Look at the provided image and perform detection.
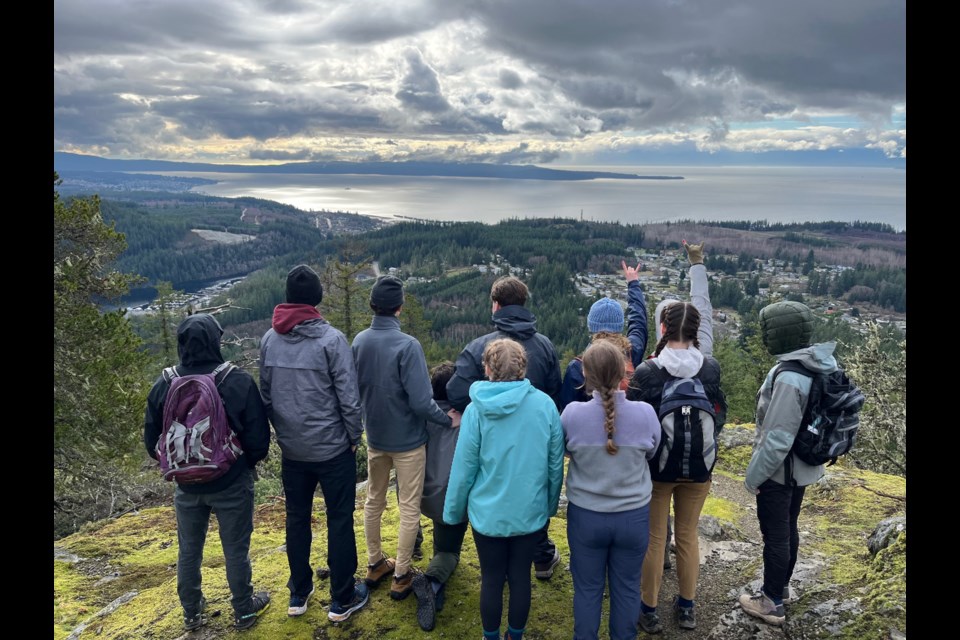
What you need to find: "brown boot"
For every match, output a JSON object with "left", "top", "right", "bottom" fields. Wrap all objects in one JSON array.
[
  {"left": 365, "top": 555, "right": 396, "bottom": 588},
  {"left": 390, "top": 569, "right": 418, "bottom": 600}
]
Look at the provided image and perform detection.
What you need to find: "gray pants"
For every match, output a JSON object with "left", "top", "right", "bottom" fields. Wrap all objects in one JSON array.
[{"left": 174, "top": 467, "right": 255, "bottom": 617}]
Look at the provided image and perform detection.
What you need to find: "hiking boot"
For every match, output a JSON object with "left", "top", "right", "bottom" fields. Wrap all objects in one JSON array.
[
  {"left": 365, "top": 555, "right": 396, "bottom": 588},
  {"left": 674, "top": 598, "right": 696, "bottom": 630},
  {"left": 287, "top": 585, "right": 315, "bottom": 617},
  {"left": 412, "top": 573, "right": 437, "bottom": 631},
  {"left": 413, "top": 544, "right": 424, "bottom": 561},
  {"left": 183, "top": 595, "right": 207, "bottom": 631},
  {"left": 234, "top": 591, "right": 271, "bottom": 630},
  {"left": 739, "top": 592, "right": 785, "bottom": 626},
  {"left": 391, "top": 568, "right": 418, "bottom": 600},
  {"left": 534, "top": 548, "right": 561, "bottom": 580},
  {"left": 328, "top": 582, "right": 370, "bottom": 622},
  {"left": 638, "top": 610, "right": 663, "bottom": 634},
  {"left": 316, "top": 566, "right": 331, "bottom": 580}
]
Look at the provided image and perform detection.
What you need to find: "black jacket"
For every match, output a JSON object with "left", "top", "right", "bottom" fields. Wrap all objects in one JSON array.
[
  {"left": 446, "top": 305, "right": 562, "bottom": 412},
  {"left": 143, "top": 314, "right": 271, "bottom": 494},
  {"left": 627, "top": 355, "right": 727, "bottom": 429}
]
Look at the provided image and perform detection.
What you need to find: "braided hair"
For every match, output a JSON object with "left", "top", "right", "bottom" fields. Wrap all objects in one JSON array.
[
  {"left": 483, "top": 338, "right": 527, "bottom": 382},
  {"left": 654, "top": 301, "right": 701, "bottom": 356},
  {"left": 582, "top": 341, "right": 626, "bottom": 455}
]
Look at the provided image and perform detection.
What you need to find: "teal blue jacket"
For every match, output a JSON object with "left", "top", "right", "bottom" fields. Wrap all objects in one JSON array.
[{"left": 443, "top": 379, "right": 565, "bottom": 537}]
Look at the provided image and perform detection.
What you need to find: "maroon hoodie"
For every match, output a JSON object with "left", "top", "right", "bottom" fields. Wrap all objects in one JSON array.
[{"left": 272, "top": 303, "right": 323, "bottom": 334}]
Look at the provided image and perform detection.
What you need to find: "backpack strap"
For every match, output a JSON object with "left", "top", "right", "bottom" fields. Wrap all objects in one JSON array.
[{"left": 212, "top": 361, "right": 236, "bottom": 387}]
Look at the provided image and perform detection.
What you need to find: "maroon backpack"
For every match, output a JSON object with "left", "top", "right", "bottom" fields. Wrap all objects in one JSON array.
[{"left": 157, "top": 361, "right": 243, "bottom": 484}]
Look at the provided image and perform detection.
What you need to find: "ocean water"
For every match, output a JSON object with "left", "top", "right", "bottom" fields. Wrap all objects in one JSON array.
[{"left": 161, "top": 165, "right": 905, "bottom": 231}]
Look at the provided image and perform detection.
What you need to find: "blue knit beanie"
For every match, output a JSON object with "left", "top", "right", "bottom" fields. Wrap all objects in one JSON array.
[{"left": 587, "top": 297, "right": 625, "bottom": 333}]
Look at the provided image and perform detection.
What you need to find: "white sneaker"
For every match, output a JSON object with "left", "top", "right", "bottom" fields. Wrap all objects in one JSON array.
[{"left": 288, "top": 586, "right": 315, "bottom": 616}]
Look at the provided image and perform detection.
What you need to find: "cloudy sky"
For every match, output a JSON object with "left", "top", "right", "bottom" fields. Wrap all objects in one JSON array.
[{"left": 54, "top": 0, "right": 906, "bottom": 166}]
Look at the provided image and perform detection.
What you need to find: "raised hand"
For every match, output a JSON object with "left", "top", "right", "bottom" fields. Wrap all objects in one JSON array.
[
  {"left": 683, "top": 239, "right": 704, "bottom": 265},
  {"left": 621, "top": 259, "right": 642, "bottom": 283}
]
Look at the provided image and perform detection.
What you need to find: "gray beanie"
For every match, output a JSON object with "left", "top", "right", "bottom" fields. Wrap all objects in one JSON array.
[
  {"left": 371, "top": 275, "right": 405, "bottom": 309},
  {"left": 759, "top": 301, "right": 814, "bottom": 355},
  {"left": 587, "top": 297, "right": 624, "bottom": 333},
  {"left": 286, "top": 264, "right": 323, "bottom": 306}
]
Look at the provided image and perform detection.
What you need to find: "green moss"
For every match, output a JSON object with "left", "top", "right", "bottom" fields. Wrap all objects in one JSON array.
[
  {"left": 715, "top": 445, "right": 753, "bottom": 479},
  {"left": 701, "top": 494, "right": 745, "bottom": 525},
  {"left": 54, "top": 560, "right": 97, "bottom": 640}
]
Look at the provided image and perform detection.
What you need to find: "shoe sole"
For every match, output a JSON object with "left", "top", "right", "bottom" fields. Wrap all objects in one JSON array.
[
  {"left": 534, "top": 555, "right": 560, "bottom": 580},
  {"left": 184, "top": 617, "right": 207, "bottom": 632},
  {"left": 328, "top": 591, "right": 370, "bottom": 622},
  {"left": 413, "top": 577, "right": 436, "bottom": 631},
  {"left": 234, "top": 601, "right": 271, "bottom": 630}
]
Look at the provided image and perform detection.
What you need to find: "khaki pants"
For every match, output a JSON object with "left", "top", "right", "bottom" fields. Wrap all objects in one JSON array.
[
  {"left": 641, "top": 479, "right": 712, "bottom": 607},
  {"left": 364, "top": 445, "right": 427, "bottom": 576}
]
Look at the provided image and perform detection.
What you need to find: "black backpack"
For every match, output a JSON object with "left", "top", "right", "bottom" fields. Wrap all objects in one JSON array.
[
  {"left": 646, "top": 363, "right": 721, "bottom": 483},
  {"left": 772, "top": 361, "right": 866, "bottom": 467}
]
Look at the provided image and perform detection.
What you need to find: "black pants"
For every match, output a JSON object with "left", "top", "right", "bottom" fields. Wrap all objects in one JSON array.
[
  {"left": 756, "top": 479, "right": 806, "bottom": 600},
  {"left": 532, "top": 519, "right": 557, "bottom": 565},
  {"left": 282, "top": 450, "right": 358, "bottom": 606},
  {"left": 473, "top": 529, "right": 540, "bottom": 633}
]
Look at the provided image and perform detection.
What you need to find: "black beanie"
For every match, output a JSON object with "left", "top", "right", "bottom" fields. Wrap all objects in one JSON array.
[
  {"left": 370, "top": 275, "right": 405, "bottom": 309},
  {"left": 286, "top": 264, "right": 323, "bottom": 306}
]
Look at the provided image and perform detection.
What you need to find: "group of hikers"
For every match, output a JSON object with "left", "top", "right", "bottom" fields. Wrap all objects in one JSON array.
[{"left": 143, "top": 239, "right": 841, "bottom": 639}]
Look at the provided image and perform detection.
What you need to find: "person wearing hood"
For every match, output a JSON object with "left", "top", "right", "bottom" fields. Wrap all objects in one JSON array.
[
  {"left": 144, "top": 313, "right": 271, "bottom": 631},
  {"left": 738, "top": 301, "right": 836, "bottom": 627},
  {"left": 443, "top": 338, "right": 565, "bottom": 640},
  {"left": 351, "top": 275, "right": 460, "bottom": 603},
  {"left": 626, "top": 300, "right": 725, "bottom": 634},
  {"left": 259, "top": 265, "right": 369, "bottom": 623},
  {"left": 558, "top": 259, "right": 648, "bottom": 412},
  {"left": 445, "top": 275, "right": 565, "bottom": 581}
]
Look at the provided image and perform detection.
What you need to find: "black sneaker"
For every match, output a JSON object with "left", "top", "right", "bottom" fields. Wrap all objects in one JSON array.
[
  {"left": 328, "top": 583, "right": 370, "bottom": 622},
  {"left": 638, "top": 610, "right": 663, "bottom": 634},
  {"left": 413, "top": 545, "right": 424, "bottom": 561},
  {"left": 534, "top": 548, "right": 561, "bottom": 580},
  {"left": 234, "top": 592, "right": 270, "bottom": 630},
  {"left": 674, "top": 598, "right": 696, "bottom": 630},
  {"left": 184, "top": 595, "right": 207, "bottom": 631},
  {"left": 413, "top": 573, "right": 437, "bottom": 631}
]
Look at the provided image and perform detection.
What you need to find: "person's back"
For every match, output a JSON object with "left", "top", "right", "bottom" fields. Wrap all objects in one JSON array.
[
  {"left": 446, "top": 276, "right": 561, "bottom": 413},
  {"left": 444, "top": 275, "right": 564, "bottom": 583},
  {"left": 561, "top": 341, "right": 661, "bottom": 640},
  {"left": 739, "top": 301, "right": 837, "bottom": 627},
  {"left": 443, "top": 338, "right": 564, "bottom": 640},
  {"left": 259, "top": 265, "right": 368, "bottom": 623},
  {"left": 143, "top": 313, "right": 271, "bottom": 631},
  {"left": 351, "top": 275, "right": 453, "bottom": 603}
]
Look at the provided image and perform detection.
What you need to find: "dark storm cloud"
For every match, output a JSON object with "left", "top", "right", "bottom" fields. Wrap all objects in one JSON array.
[
  {"left": 395, "top": 48, "right": 452, "bottom": 113},
  {"left": 249, "top": 148, "right": 314, "bottom": 160},
  {"left": 498, "top": 69, "right": 523, "bottom": 89}
]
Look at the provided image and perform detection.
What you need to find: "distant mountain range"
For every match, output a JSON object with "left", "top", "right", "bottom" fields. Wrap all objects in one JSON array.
[{"left": 53, "top": 152, "right": 682, "bottom": 181}]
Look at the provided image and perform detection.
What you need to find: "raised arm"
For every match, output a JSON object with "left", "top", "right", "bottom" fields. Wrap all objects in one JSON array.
[
  {"left": 684, "top": 240, "right": 713, "bottom": 356},
  {"left": 622, "top": 260, "right": 649, "bottom": 366}
]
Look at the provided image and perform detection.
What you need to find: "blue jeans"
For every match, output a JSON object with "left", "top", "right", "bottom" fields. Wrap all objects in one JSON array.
[
  {"left": 282, "top": 449, "right": 358, "bottom": 606},
  {"left": 175, "top": 466, "right": 255, "bottom": 617},
  {"left": 567, "top": 502, "right": 650, "bottom": 640}
]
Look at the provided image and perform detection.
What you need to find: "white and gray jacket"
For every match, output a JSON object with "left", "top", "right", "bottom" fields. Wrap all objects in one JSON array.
[{"left": 745, "top": 342, "right": 838, "bottom": 490}]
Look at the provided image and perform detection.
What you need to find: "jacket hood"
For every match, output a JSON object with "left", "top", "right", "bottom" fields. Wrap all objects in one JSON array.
[
  {"left": 176, "top": 314, "right": 225, "bottom": 368},
  {"left": 469, "top": 379, "right": 534, "bottom": 418},
  {"left": 272, "top": 303, "right": 324, "bottom": 335},
  {"left": 492, "top": 305, "right": 537, "bottom": 340},
  {"left": 777, "top": 341, "right": 838, "bottom": 374},
  {"left": 656, "top": 346, "right": 704, "bottom": 379}
]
